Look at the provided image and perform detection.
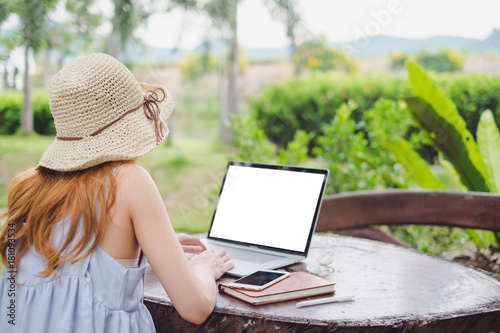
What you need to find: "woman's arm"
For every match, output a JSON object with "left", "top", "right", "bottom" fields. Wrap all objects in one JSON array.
[
  {"left": 117, "top": 164, "right": 233, "bottom": 325},
  {"left": 177, "top": 233, "right": 206, "bottom": 253}
]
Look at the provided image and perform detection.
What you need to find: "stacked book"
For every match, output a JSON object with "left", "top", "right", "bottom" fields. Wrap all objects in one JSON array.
[{"left": 218, "top": 272, "right": 335, "bottom": 306}]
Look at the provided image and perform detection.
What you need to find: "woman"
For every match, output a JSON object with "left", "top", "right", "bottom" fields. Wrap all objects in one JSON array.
[{"left": 0, "top": 53, "right": 233, "bottom": 332}]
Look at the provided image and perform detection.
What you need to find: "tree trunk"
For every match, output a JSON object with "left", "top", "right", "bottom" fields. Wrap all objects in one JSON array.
[
  {"left": 218, "top": 38, "right": 228, "bottom": 142},
  {"left": 21, "top": 45, "right": 33, "bottom": 134},
  {"left": 108, "top": 0, "right": 123, "bottom": 60},
  {"left": 107, "top": 30, "right": 122, "bottom": 60},
  {"left": 43, "top": 48, "right": 52, "bottom": 89},
  {"left": 220, "top": 7, "right": 238, "bottom": 144}
]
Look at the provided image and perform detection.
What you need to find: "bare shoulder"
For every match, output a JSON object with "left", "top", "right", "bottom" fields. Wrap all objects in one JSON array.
[
  {"left": 115, "top": 164, "right": 155, "bottom": 187},
  {"left": 116, "top": 163, "right": 151, "bottom": 179},
  {"left": 114, "top": 164, "right": 160, "bottom": 205}
]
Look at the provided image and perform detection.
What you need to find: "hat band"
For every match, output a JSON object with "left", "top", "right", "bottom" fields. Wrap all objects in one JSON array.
[{"left": 56, "top": 88, "right": 166, "bottom": 144}]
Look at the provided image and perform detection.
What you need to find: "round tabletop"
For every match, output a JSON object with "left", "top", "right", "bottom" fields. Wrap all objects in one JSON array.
[{"left": 144, "top": 234, "right": 500, "bottom": 332}]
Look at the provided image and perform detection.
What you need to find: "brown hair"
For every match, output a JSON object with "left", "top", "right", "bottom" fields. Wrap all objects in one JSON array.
[{"left": 0, "top": 161, "right": 131, "bottom": 277}]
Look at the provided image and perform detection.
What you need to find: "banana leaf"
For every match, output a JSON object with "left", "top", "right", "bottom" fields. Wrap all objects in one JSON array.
[
  {"left": 477, "top": 109, "right": 500, "bottom": 193},
  {"left": 384, "top": 136, "right": 446, "bottom": 189},
  {"left": 465, "top": 228, "right": 499, "bottom": 248},
  {"left": 437, "top": 155, "right": 467, "bottom": 191},
  {"left": 405, "top": 61, "right": 489, "bottom": 192}
]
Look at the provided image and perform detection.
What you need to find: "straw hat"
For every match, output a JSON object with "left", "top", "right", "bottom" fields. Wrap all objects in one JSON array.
[{"left": 39, "top": 53, "right": 174, "bottom": 172}]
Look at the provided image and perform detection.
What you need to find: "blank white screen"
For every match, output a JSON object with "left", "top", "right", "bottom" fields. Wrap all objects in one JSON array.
[{"left": 209, "top": 165, "right": 325, "bottom": 252}]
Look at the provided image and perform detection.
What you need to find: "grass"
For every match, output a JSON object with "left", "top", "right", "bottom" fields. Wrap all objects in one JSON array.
[
  {"left": 0, "top": 134, "right": 236, "bottom": 234},
  {"left": 140, "top": 137, "right": 237, "bottom": 233},
  {"left": 0, "top": 134, "right": 55, "bottom": 208}
]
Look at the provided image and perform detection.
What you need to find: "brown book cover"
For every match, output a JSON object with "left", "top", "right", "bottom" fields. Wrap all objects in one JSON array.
[{"left": 218, "top": 272, "right": 335, "bottom": 305}]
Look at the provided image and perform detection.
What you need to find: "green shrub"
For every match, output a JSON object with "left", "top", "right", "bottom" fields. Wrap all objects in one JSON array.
[
  {"left": 33, "top": 91, "right": 54, "bottom": 135},
  {"left": 251, "top": 72, "right": 408, "bottom": 150},
  {"left": 0, "top": 91, "right": 54, "bottom": 135},
  {"left": 293, "top": 39, "right": 357, "bottom": 73},
  {"left": 416, "top": 49, "right": 464, "bottom": 72},
  {"left": 390, "top": 51, "right": 408, "bottom": 69},
  {"left": 230, "top": 110, "right": 276, "bottom": 163},
  {"left": 434, "top": 74, "right": 500, "bottom": 136},
  {"left": 391, "top": 49, "right": 464, "bottom": 72},
  {"left": 314, "top": 100, "right": 379, "bottom": 193},
  {"left": 0, "top": 92, "right": 22, "bottom": 134},
  {"left": 251, "top": 72, "right": 500, "bottom": 151},
  {"left": 179, "top": 47, "right": 249, "bottom": 81},
  {"left": 179, "top": 53, "right": 218, "bottom": 81},
  {"left": 231, "top": 99, "right": 416, "bottom": 195}
]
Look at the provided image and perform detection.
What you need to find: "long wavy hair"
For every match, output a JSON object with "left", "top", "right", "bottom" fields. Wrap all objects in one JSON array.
[{"left": 0, "top": 160, "right": 132, "bottom": 277}]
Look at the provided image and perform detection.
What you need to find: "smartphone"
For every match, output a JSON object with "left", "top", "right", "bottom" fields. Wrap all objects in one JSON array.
[{"left": 229, "top": 270, "right": 290, "bottom": 291}]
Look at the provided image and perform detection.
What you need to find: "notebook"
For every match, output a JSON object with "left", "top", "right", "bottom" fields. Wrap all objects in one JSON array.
[
  {"left": 219, "top": 272, "right": 335, "bottom": 305},
  {"left": 202, "top": 161, "right": 329, "bottom": 277}
]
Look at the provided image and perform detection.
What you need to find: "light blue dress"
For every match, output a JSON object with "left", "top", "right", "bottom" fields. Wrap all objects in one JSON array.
[{"left": 0, "top": 216, "right": 156, "bottom": 333}]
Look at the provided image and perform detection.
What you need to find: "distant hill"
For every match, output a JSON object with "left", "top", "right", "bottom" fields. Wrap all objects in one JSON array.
[
  {"left": 121, "top": 45, "right": 188, "bottom": 64},
  {"left": 474, "top": 29, "right": 500, "bottom": 52},
  {"left": 122, "top": 30, "right": 500, "bottom": 64},
  {"left": 335, "top": 29, "right": 500, "bottom": 58},
  {"left": 121, "top": 40, "right": 292, "bottom": 64}
]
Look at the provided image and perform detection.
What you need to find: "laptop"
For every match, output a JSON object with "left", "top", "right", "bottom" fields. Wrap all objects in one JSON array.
[{"left": 202, "top": 161, "right": 329, "bottom": 277}]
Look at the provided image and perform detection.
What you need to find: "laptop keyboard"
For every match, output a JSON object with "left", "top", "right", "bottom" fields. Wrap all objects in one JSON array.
[{"left": 221, "top": 246, "right": 282, "bottom": 264}]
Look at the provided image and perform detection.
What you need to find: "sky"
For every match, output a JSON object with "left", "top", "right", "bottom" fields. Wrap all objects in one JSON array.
[{"left": 138, "top": 0, "right": 500, "bottom": 49}]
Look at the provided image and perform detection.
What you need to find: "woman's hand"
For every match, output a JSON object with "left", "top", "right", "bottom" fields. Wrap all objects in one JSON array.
[
  {"left": 189, "top": 249, "right": 234, "bottom": 280},
  {"left": 177, "top": 233, "right": 206, "bottom": 253}
]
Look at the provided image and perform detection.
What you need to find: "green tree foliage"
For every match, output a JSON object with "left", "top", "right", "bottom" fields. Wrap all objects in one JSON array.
[
  {"left": 0, "top": 0, "right": 12, "bottom": 25},
  {"left": 13, "top": 0, "right": 58, "bottom": 51},
  {"left": 261, "top": 0, "right": 303, "bottom": 48},
  {"left": 108, "top": 0, "right": 151, "bottom": 58},
  {"left": 58, "top": 0, "right": 103, "bottom": 54},
  {"left": 293, "top": 38, "right": 357, "bottom": 74},
  {"left": 204, "top": 0, "right": 237, "bottom": 26},
  {"left": 390, "top": 51, "right": 407, "bottom": 69},
  {"left": 107, "top": 0, "right": 202, "bottom": 59},
  {"left": 42, "top": 2, "right": 103, "bottom": 78},
  {"left": 179, "top": 53, "right": 219, "bottom": 81},
  {"left": 179, "top": 46, "right": 248, "bottom": 81},
  {"left": 391, "top": 48, "right": 464, "bottom": 72}
]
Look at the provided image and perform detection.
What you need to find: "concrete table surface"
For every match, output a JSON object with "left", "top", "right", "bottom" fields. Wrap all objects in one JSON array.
[{"left": 144, "top": 233, "right": 500, "bottom": 332}]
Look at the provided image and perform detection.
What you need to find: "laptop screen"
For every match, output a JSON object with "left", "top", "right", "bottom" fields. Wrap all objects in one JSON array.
[{"left": 208, "top": 162, "right": 329, "bottom": 254}]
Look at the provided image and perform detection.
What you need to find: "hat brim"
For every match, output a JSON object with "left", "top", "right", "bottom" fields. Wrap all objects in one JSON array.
[{"left": 38, "top": 83, "right": 174, "bottom": 172}]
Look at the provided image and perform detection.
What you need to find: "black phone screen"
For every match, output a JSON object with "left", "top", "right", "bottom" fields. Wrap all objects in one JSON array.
[{"left": 233, "top": 271, "right": 287, "bottom": 286}]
